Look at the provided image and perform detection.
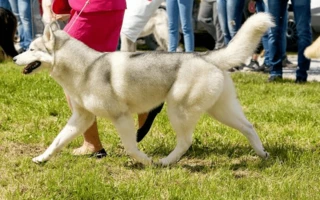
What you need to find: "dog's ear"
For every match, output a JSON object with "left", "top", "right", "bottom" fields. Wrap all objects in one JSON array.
[{"left": 42, "top": 22, "right": 56, "bottom": 49}]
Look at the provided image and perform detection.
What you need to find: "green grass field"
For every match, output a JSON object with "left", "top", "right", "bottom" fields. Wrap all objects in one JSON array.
[{"left": 1, "top": 61, "right": 320, "bottom": 200}]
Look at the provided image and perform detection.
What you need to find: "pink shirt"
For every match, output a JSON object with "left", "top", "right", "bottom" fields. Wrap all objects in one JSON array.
[{"left": 69, "top": 0, "right": 126, "bottom": 13}]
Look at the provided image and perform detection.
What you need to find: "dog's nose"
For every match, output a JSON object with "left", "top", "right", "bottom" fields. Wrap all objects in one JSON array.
[{"left": 13, "top": 57, "right": 17, "bottom": 63}]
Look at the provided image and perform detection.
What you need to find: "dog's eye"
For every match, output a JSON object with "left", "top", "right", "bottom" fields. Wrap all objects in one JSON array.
[{"left": 29, "top": 49, "right": 34, "bottom": 51}]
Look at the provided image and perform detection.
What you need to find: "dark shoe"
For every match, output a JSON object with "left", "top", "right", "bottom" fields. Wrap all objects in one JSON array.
[
  {"left": 228, "top": 64, "right": 245, "bottom": 72},
  {"left": 282, "top": 56, "right": 297, "bottom": 69},
  {"left": 243, "top": 59, "right": 264, "bottom": 72},
  {"left": 295, "top": 77, "right": 307, "bottom": 84},
  {"left": 262, "top": 64, "right": 271, "bottom": 73},
  {"left": 90, "top": 148, "right": 107, "bottom": 159},
  {"left": 268, "top": 75, "right": 283, "bottom": 82},
  {"left": 137, "top": 103, "right": 164, "bottom": 142}
]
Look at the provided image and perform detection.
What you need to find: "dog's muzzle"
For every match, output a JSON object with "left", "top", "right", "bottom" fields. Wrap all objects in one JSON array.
[{"left": 23, "top": 61, "right": 41, "bottom": 74}]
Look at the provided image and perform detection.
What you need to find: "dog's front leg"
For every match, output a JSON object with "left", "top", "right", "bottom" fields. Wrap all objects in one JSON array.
[
  {"left": 32, "top": 109, "right": 95, "bottom": 163},
  {"left": 112, "top": 114, "right": 152, "bottom": 165}
]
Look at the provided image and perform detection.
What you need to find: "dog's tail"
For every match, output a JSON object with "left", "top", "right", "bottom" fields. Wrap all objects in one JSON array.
[
  {"left": 204, "top": 13, "right": 274, "bottom": 70},
  {"left": 304, "top": 36, "right": 320, "bottom": 59}
]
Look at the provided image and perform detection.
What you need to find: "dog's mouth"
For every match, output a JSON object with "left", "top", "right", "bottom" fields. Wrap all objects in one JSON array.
[{"left": 23, "top": 61, "right": 41, "bottom": 74}]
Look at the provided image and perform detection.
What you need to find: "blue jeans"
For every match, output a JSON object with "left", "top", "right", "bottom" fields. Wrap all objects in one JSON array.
[
  {"left": 166, "top": 0, "right": 194, "bottom": 52},
  {"left": 268, "top": 0, "right": 311, "bottom": 79},
  {"left": 8, "top": 0, "right": 33, "bottom": 50},
  {"left": 0, "top": 0, "right": 12, "bottom": 11},
  {"left": 217, "top": 0, "right": 245, "bottom": 45}
]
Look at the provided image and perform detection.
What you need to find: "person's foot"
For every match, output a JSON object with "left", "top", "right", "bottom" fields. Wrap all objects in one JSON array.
[
  {"left": 72, "top": 140, "right": 105, "bottom": 157},
  {"left": 282, "top": 56, "right": 297, "bottom": 69},
  {"left": 295, "top": 76, "right": 307, "bottom": 84},
  {"left": 268, "top": 75, "right": 283, "bottom": 82},
  {"left": 228, "top": 63, "right": 245, "bottom": 72},
  {"left": 243, "top": 59, "right": 264, "bottom": 72},
  {"left": 90, "top": 148, "right": 107, "bottom": 158},
  {"left": 262, "top": 64, "right": 271, "bottom": 73},
  {"left": 72, "top": 145, "right": 96, "bottom": 155}
]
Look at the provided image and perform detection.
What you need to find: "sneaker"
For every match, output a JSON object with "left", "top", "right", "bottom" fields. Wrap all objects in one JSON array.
[
  {"left": 282, "top": 56, "right": 297, "bottom": 69},
  {"left": 228, "top": 64, "right": 245, "bottom": 72},
  {"left": 243, "top": 59, "right": 264, "bottom": 72},
  {"left": 262, "top": 64, "right": 271, "bottom": 73},
  {"left": 268, "top": 75, "right": 283, "bottom": 82}
]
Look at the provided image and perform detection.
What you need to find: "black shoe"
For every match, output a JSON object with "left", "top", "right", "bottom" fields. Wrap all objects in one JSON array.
[
  {"left": 282, "top": 56, "right": 297, "bottom": 69},
  {"left": 268, "top": 75, "right": 282, "bottom": 82},
  {"left": 262, "top": 64, "right": 271, "bottom": 73},
  {"left": 295, "top": 77, "right": 307, "bottom": 84},
  {"left": 90, "top": 148, "right": 107, "bottom": 159},
  {"left": 136, "top": 103, "right": 164, "bottom": 142},
  {"left": 243, "top": 59, "right": 264, "bottom": 72}
]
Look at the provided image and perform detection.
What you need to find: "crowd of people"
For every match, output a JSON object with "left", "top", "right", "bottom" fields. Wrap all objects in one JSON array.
[{"left": 0, "top": 0, "right": 314, "bottom": 158}]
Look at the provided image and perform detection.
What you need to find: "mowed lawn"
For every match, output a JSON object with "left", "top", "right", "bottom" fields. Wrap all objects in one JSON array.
[{"left": 0, "top": 61, "right": 320, "bottom": 200}]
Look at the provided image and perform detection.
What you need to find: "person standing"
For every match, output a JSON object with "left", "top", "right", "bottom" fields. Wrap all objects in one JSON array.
[
  {"left": 197, "top": 0, "right": 224, "bottom": 50},
  {"left": 216, "top": 0, "right": 245, "bottom": 45},
  {"left": 52, "top": 0, "right": 126, "bottom": 157},
  {"left": 166, "top": 0, "right": 194, "bottom": 52},
  {"left": 8, "top": 0, "right": 34, "bottom": 52},
  {"left": 267, "top": 0, "right": 312, "bottom": 83}
]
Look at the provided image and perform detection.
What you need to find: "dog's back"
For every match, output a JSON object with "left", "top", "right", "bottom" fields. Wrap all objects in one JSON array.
[{"left": 0, "top": 7, "right": 18, "bottom": 60}]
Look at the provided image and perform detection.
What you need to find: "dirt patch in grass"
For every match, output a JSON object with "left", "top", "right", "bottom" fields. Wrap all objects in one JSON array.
[{"left": 0, "top": 142, "right": 46, "bottom": 157}]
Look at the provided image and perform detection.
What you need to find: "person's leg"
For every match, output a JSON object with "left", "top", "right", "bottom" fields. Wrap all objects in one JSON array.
[
  {"left": 267, "top": 0, "right": 287, "bottom": 79},
  {"left": 256, "top": 0, "right": 270, "bottom": 66},
  {"left": 212, "top": 0, "right": 225, "bottom": 49},
  {"left": 8, "top": 0, "right": 23, "bottom": 50},
  {"left": 197, "top": 1, "right": 215, "bottom": 40},
  {"left": 292, "top": 0, "right": 312, "bottom": 81},
  {"left": 0, "top": 0, "right": 12, "bottom": 11},
  {"left": 217, "top": 0, "right": 230, "bottom": 44},
  {"left": 166, "top": 0, "right": 180, "bottom": 52},
  {"left": 226, "top": 0, "right": 245, "bottom": 38},
  {"left": 178, "top": 0, "right": 194, "bottom": 52},
  {"left": 17, "top": 0, "right": 33, "bottom": 50},
  {"left": 65, "top": 10, "right": 124, "bottom": 156}
]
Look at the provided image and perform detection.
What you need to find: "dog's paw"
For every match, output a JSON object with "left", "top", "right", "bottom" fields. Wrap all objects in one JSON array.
[
  {"left": 32, "top": 154, "right": 49, "bottom": 164},
  {"left": 158, "top": 158, "right": 175, "bottom": 166}
]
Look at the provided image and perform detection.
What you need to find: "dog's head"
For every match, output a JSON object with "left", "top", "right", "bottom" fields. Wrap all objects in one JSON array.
[{"left": 13, "top": 22, "right": 60, "bottom": 75}]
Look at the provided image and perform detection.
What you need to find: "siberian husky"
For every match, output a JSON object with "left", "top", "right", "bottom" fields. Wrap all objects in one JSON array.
[
  {"left": 13, "top": 13, "right": 274, "bottom": 166},
  {"left": 304, "top": 36, "right": 320, "bottom": 59}
]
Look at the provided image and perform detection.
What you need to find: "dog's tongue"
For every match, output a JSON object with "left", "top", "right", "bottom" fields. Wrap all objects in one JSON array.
[{"left": 23, "top": 61, "right": 41, "bottom": 74}]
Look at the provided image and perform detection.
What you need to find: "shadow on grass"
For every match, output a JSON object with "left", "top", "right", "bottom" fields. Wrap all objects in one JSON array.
[{"left": 140, "top": 138, "right": 313, "bottom": 172}]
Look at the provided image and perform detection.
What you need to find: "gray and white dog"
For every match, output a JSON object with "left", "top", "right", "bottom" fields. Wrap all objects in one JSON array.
[{"left": 13, "top": 13, "right": 274, "bottom": 166}]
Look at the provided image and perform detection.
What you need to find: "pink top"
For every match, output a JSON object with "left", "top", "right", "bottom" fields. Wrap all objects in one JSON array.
[{"left": 69, "top": 0, "right": 126, "bottom": 13}]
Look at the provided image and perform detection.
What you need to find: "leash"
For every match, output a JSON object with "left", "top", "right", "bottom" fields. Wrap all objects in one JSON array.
[{"left": 65, "top": 0, "right": 90, "bottom": 33}]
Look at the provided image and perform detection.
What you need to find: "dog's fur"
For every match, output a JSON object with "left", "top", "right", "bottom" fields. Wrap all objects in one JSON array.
[
  {"left": 304, "top": 36, "right": 320, "bottom": 59},
  {"left": 13, "top": 13, "right": 274, "bottom": 166},
  {"left": 0, "top": 7, "right": 18, "bottom": 61},
  {"left": 121, "top": 6, "right": 168, "bottom": 52}
]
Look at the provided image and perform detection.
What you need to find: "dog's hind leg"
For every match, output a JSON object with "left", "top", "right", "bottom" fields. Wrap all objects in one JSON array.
[
  {"left": 159, "top": 105, "right": 200, "bottom": 166},
  {"left": 112, "top": 113, "right": 152, "bottom": 165},
  {"left": 207, "top": 76, "right": 268, "bottom": 158},
  {"left": 32, "top": 109, "right": 96, "bottom": 163}
]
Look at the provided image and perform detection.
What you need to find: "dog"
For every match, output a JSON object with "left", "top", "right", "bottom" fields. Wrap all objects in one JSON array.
[
  {"left": 304, "top": 36, "right": 320, "bottom": 59},
  {"left": 0, "top": 7, "right": 18, "bottom": 61},
  {"left": 120, "top": 5, "right": 168, "bottom": 52},
  {"left": 13, "top": 13, "right": 274, "bottom": 166}
]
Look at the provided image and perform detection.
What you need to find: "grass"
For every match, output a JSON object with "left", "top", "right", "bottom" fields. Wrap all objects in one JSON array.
[{"left": 1, "top": 60, "right": 320, "bottom": 200}]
